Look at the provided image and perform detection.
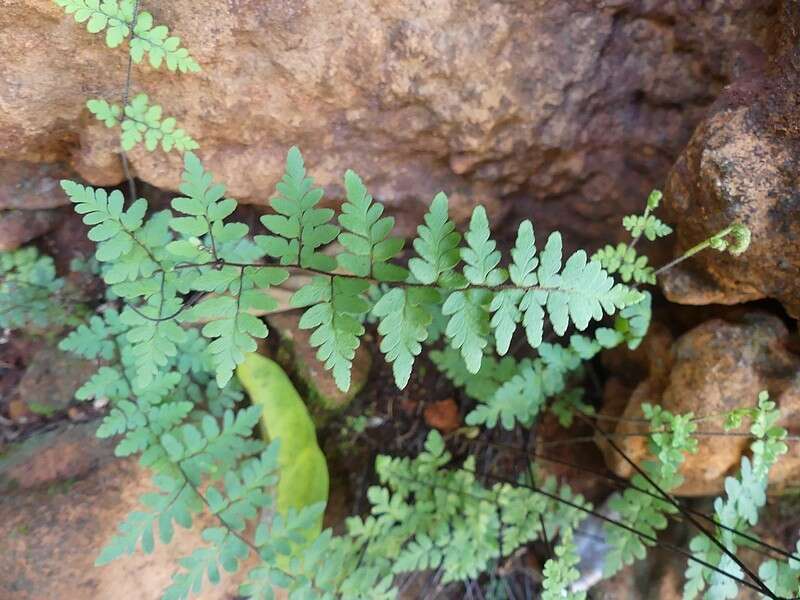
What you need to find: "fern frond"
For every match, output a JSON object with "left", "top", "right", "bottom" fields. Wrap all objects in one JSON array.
[
  {"left": 684, "top": 392, "right": 788, "bottom": 600},
  {"left": 91, "top": 93, "right": 198, "bottom": 153},
  {"left": 256, "top": 147, "right": 339, "bottom": 272},
  {"left": 541, "top": 529, "right": 586, "bottom": 600},
  {"left": 339, "top": 171, "right": 407, "bottom": 281},
  {"left": 465, "top": 360, "right": 543, "bottom": 429},
  {"left": 592, "top": 243, "right": 656, "bottom": 284},
  {"left": 623, "top": 214, "right": 672, "bottom": 241},
  {"left": 129, "top": 11, "right": 200, "bottom": 73},
  {"left": 291, "top": 275, "right": 369, "bottom": 391},
  {"left": 372, "top": 287, "right": 436, "bottom": 388},
  {"left": 0, "top": 247, "right": 68, "bottom": 329},
  {"left": 54, "top": 0, "right": 199, "bottom": 71},
  {"left": 54, "top": 0, "right": 134, "bottom": 47},
  {"left": 408, "top": 192, "right": 463, "bottom": 287},
  {"left": 604, "top": 404, "right": 698, "bottom": 576},
  {"left": 430, "top": 348, "right": 519, "bottom": 402}
]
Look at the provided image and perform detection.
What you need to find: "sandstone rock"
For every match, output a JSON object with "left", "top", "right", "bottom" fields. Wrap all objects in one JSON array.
[
  {"left": 0, "top": 208, "right": 62, "bottom": 251},
  {"left": 0, "top": 421, "right": 113, "bottom": 492},
  {"left": 0, "top": 160, "right": 75, "bottom": 210},
  {"left": 661, "top": 4, "right": 800, "bottom": 317},
  {"left": 0, "top": 424, "right": 250, "bottom": 599},
  {"left": 423, "top": 398, "right": 460, "bottom": 433},
  {"left": 268, "top": 312, "right": 371, "bottom": 417},
  {"left": 1, "top": 1, "right": 782, "bottom": 239},
  {"left": 11, "top": 344, "right": 96, "bottom": 416},
  {"left": 599, "top": 313, "right": 800, "bottom": 496}
]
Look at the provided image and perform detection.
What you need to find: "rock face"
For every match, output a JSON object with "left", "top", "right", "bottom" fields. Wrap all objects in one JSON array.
[
  {"left": 1, "top": 1, "right": 782, "bottom": 238},
  {"left": 661, "top": 1, "right": 800, "bottom": 317},
  {"left": 599, "top": 313, "right": 800, "bottom": 496},
  {"left": 0, "top": 421, "right": 249, "bottom": 599}
]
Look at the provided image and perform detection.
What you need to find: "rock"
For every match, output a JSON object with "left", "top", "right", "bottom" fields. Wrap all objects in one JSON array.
[
  {"left": 661, "top": 4, "right": 800, "bottom": 318},
  {"left": 1, "top": 1, "right": 783, "bottom": 238},
  {"left": 0, "top": 440, "right": 250, "bottom": 599},
  {"left": 11, "top": 344, "right": 96, "bottom": 416},
  {"left": 423, "top": 398, "right": 460, "bottom": 433},
  {"left": 0, "top": 208, "right": 63, "bottom": 251},
  {"left": 0, "top": 160, "right": 76, "bottom": 210},
  {"left": 268, "top": 312, "right": 371, "bottom": 416},
  {"left": 599, "top": 312, "right": 800, "bottom": 496},
  {"left": 0, "top": 421, "right": 113, "bottom": 492}
]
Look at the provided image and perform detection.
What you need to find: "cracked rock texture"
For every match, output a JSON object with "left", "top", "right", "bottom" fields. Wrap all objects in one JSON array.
[{"left": 1, "top": 1, "right": 782, "bottom": 239}]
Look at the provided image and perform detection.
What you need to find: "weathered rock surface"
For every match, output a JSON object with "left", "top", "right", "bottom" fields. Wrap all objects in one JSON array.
[
  {"left": 599, "top": 313, "right": 800, "bottom": 496},
  {"left": 0, "top": 208, "right": 63, "bottom": 251},
  {"left": 0, "top": 421, "right": 249, "bottom": 599},
  {"left": 1, "top": 1, "right": 782, "bottom": 238},
  {"left": 10, "top": 344, "right": 96, "bottom": 418},
  {"left": 661, "top": 1, "right": 800, "bottom": 317}
]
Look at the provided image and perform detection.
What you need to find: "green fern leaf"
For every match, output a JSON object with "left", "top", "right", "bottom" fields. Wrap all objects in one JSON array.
[
  {"left": 189, "top": 267, "right": 286, "bottom": 387},
  {"left": 95, "top": 510, "right": 155, "bottom": 565},
  {"left": 372, "top": 287, "right": 436, "bottom": 388},
  {"left": 129, "top": 11, "right": 200, "bottom": 73},
  {"left": 338, "top": 170, "right": 407, "bottom": 281},
  {"left": 115, "top": 93, "right": 197, "bottom": 153},
  {"left": 465, "top": 361, "right": 545, "bottom": 429},
  {"left": 461, "top": 206, "right": 506, "bottom": 286},
  {"left": 54, "top": 0, "right": 134, "bottom": 48},
  {"left": 623, "top": 214, "right": 672, "bottom": 241},
  {"left": 408, "top": 192, "right": 463, "bottom": 287},
  {"left": 256, "top": 147, "right": 339, "bottom": 272},
  {"left": 170, "top": 152, "right": 238, "bottom": 242},
  {"left": 442, "top": 289, "right": 491, "bottom": 373},
  {"left": 87, "top": 98, "right": 121, "bottom": 127},
  {"left": 541, "top": 529, "right": 586, "bottom": 600},
  {"left": 292, "top": 275, "right": 369, "bottom": 391},
  {"left": 430, "top": 348, "right": 518, "bottom": 402}
]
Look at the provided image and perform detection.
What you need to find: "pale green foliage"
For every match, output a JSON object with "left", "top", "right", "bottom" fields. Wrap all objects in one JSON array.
[
  {"left": 438, "top": 206, "right": 642, "bottom": 375},
  {"left": 339, "top": 171, "right": 406, "bottom": 281},
  {"left": 0, "top": 247, "right": 71, "bottom": 329},
  {"left": 371, "top": 287, "right": 436, "bottom": 389},
  {"left": 407, "top": 192, "right": 463, "bottom": 287},
  {"left": 622, "top": 189, "right": 671, "bottom": 241},
  {"left": 88, "top": 94, "right": 198, "bottom": 153},
  {"left": 592, "top": 189, "right": 669, "bottom": 285},
  {"left": 707, "top": 223, "right": 752, "bottom": 257},
  {"left": 345, "top": 431, "right": 590, "bottom": 588},
  {"left": 54, "top": 0, "right": 199, "bottom": 72},
  {"left": 255, "top": 147, "right": 339, "bottom": 272},
  {"left": 171, "top": 153, "right": 287, "bottom": 386},
  {"left": 683, "top": 392, "right": 788, "bottom": 600},
  {"left": 541, "top": 529, "right": 586, "bottom": 600},
  {"left": 623, "top": 214, "right": 672, "bottom": 241},
  {"left": 437, "top": 309, "right": 644, "bottom": 430},
  {"left": 603, "top": 404, "right": 698, "bottom": 576},
  {"left": 758, "top": 540, "right": 800, "bottom": 600},
  {"left": 51, "top": 3, "right": 775, "bottom": 598},
  {"left": 291, "top": 275, "right": 370, "bottom": 392},
  {"left": 430, "top": 348, "right": 520, "bottom": 401},
  {"left": 593, "top": 243, "right": 656, "bottom": 284}
]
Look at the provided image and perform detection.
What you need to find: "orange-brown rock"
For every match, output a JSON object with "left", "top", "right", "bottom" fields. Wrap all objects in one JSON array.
[
  {"left": 1, "top": 1, "right": 785, "bottom": 239},
  {"left": 661, "top": 2, "right": 800, "bottom": 317},
  {"left": 0, "top": 422, "right": 251, "bottom": 599},
  {"left": 599, "top": 313, "right": 800, "bottom": 496},
  {"left": 423, "top": 398, "right": 461, "bottom": 433},
  {"left": 0, "top": 208, "right": 63, "bottom": 251}
]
